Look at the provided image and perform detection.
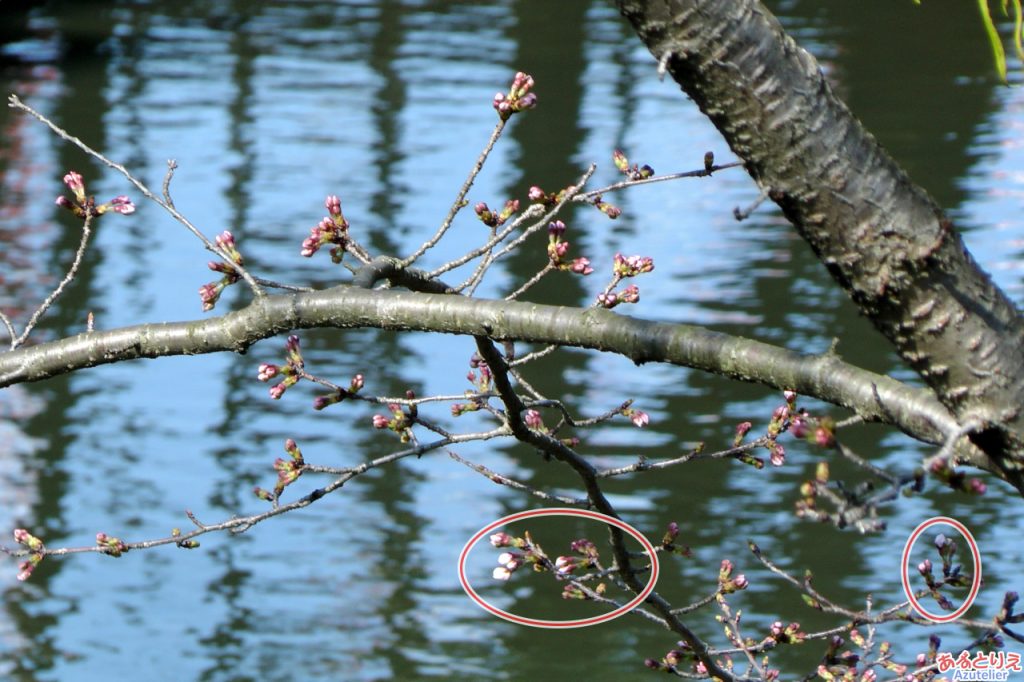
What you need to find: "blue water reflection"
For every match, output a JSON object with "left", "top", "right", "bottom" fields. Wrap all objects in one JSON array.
[{"left": 1, "top": 1, "right": 1022, "bottom": 679}]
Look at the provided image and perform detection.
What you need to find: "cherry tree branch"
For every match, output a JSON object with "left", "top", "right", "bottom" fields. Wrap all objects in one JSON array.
[{"left": 0, "top": 284, "right": 983, "bottom": 472}]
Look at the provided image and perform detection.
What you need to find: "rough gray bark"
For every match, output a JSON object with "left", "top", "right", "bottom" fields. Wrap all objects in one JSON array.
[{"left": 616, "top": 0, "right": 1024, "bottom": 491}]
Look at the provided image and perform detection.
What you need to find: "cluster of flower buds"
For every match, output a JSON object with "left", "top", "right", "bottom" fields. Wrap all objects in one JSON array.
[
  {"left": 816, "top": 633, "right": 883, "bottom": 680},
  {"left": 566, "top": 538, "right": 599, "bottom": 566},
  {"left": 596, "top": 284, "right": 639, "bottom": 309},
  {"left": 489, "top": 530, "right": 532, "bottom": 580},
  {"left": 819, "top": 631, "right": 908, "bottom": 680},
  {"left": 644, "top": 642, "right": 733, "bottom": 676},
  {"left": 257, "top": 334, "right": 304, "bottom": 400},
  {"left": 717, "top": 559, "right": 749, "bottom": 594},
  {"left": 301, "top": 194, "right": 351, "bottom": 263},
  {"left": 927, "top": 456, "right": 987, "bottom": 495},
  {"left": 492, "top": 71, "right": 537, "bottom": 121},
  {"left": 552, "top": 540, "right": 597, "bottom": 578},
  {"left": 465, "top": 351, "right": 493, "bottom": 393},
  {"left": 612, "top": 253, "right": 655, "bottom": 278},
  {"left": 95, "top": 532, "right": 129, "bottom": 557},
  {"left": 13, "top": 529, "right": 45, "bottom": 581},
  {"left": 767, "top": 620, "right": 806, "bottom": 645},
  {"left": 932, "top": 533, "right": 971, "bottom": 589},
  {"left": 595, "top": 254, "right": 654, "bottom": 309},
  {"left": 786, "top": 397, "right": 836, "bottom": 449},
  {"left": 313, "top": 373, "right": 364, "bottom": 411},
  {"left": 612, "top": 150, "right": 654, "bottom": 182},
  {"left": 520, "top": 410, "right": 580, "bottom": 447},
  {"left": 735, "top": 391, "right": 834, "bottom": 470},
  {"left": 474, "top": 199, "right": 518, "bottom": 228},
  {"left": 545, "top": 220, "right": 593, "bottom": 276},
  {"left": 254, "top": 438, "right": 306, "bottom": 503},
  {"left": 372, "top": 398, "right": 413, "bottom": 443},
  {"left": 492, "top": 550, "right": 525, "bottom": 581},
  {"left": 55, "top": 170, "right": 136, "bottom": 219},
  {"left": 527, "top": 184, "right": 568, "bottom": 208},
  {"left": 489, "top": 530, "right": 602, "bottom": 593},
  {"left": 199, "top": 231, "right": 245, "bottom": 312},
  {"left": 619, "top": 404, "right": 650, "bottom": 428},
  {"left": 451, "top": 355, "right": 492, "bottom": 416}
]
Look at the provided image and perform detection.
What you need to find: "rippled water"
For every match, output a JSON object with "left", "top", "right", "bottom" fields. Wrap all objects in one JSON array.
[{"left": 1, "top": 1, "right": 1023, "bottom": 679}]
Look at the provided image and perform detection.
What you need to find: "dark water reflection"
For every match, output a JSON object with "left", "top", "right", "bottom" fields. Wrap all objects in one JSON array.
[{"left": 1, "top": 1, "right": 1022, "bottom": 679}]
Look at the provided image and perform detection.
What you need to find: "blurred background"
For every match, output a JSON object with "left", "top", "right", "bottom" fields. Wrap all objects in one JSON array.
[{"left": 0, "top": 0, "right": 1022, "bottom": 679}]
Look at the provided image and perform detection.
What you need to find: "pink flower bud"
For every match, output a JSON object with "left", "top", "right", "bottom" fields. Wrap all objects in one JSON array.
[
  {"left": 107, "top": 195, "right": 135, "bottom": 215},
  {"left": 524, "top": 409, "right": 543, "bottom": 429},
  {"left": 215, "top": 231, "right": 235, "bottom": 249},
  {"left": 63, "top": 170, "right": 86, "bottom": 201},
  {"left": 372, "top": 414, "right": 390, "bottom": 429},
  {"left": 489, "top": 532, "right": 512, "bottom": 547},
  {"left": 601, "top": 203, "right": 621, "bottom": 219},
  {"left": 619, "top": 284, "right": 640, "bottom": 304},
  {"left": 770, "top": 443, "right": 786, "bottom": 466},
  {"left": 570, "top": 257, "right": 593, "bottom": 275},
  {"left": 325, "top": 194, "right": 342, "bottom": 216},
  {"left": 612, "top": 150, "right": 629, "bottom": 172}
]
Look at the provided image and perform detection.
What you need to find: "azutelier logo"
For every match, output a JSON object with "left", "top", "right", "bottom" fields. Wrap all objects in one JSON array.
[{"left": 936, "top": 650, "right": 1022, "bottom": 680}]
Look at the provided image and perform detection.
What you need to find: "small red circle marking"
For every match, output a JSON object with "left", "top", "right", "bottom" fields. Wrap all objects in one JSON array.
[
  {"left": 900, "top": 516, "right": 982, "bottom": 622},
  {"left": 458, "top": 507, "right": 660, "bottom": 628}
]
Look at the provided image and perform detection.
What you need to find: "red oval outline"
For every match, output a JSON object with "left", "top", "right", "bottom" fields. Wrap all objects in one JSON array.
[
  {"left": 900, "top": 516, "right": 982, "bottom": 622},
  {"left": 458, "top": 508, "right": 660, "bottom": 628}
]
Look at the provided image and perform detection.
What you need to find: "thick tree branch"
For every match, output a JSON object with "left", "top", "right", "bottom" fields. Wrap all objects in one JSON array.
[
  {"left": 0, "top": 285, "right": 989, "bottom": 472},
  {"left": 616, "top": 0, "right": 1024, "bottom": 491}
]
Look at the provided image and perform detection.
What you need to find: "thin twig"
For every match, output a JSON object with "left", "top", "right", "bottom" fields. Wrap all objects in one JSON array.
[
  {"left": 12, "top": 212, "right": 94, "bottom": 349},
  {"left": 448, "top": 450, "right": 587, "bottom": 505},
  {"left": 575, "top": 162, "right": 742, "bottom": 200},
  {"left": 8, "top": 95, "right": 264, "bottom": 298},
  {"left": 0, "top": 311, "right": 15, "bottom": 348},
  {"left": 428, "top": 203, "right": 545, "bottom": 279},
  {"left": 162, "top": 159, "right": 177, "bottom": 206},
  {"left": 597, "top": 438, "right": 773, "bottom": 478},
  {"left": 400, "top": 118, "right": 506, "bottom": 268}
]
